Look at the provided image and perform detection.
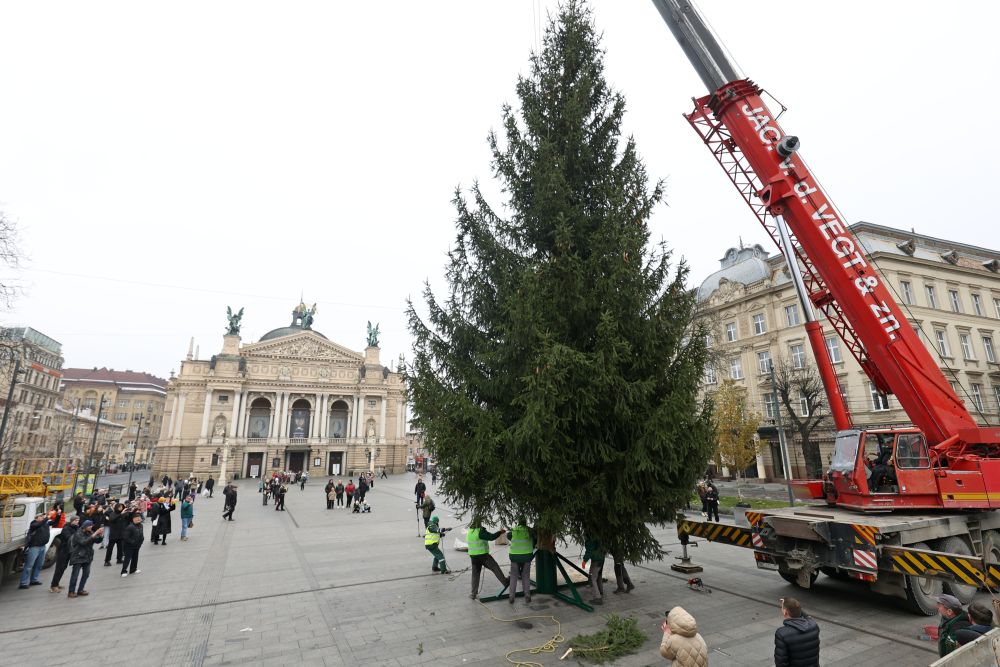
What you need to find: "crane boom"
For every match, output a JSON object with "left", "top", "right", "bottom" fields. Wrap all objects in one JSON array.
[{"left": 652, "top": 0, "right": 986, "bottom": 447}]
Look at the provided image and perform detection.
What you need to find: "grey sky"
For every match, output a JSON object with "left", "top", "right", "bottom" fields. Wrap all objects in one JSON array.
[{"left": 1, "top": 1, "right": 997, "bottom": 379}]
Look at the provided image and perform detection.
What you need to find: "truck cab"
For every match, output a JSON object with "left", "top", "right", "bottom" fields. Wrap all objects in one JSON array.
[{"left": 0, "top": 497, "right": 63, "bottom": 586}]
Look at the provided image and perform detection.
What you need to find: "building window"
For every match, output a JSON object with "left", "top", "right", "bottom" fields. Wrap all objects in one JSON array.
[
  {"left": 211, "top": 453, "right": 219, "bottom": 466},
  {"left": 926, "top": 285, "right": 938, "bottom": 309},
  {"left": 994, "top": 385, "right": 1000, "bottom": 412},
  {"left": 729, "top": 357, "right": 743, "bottom": 380},
  {"left": 704, "top": 366, "right": 717, "bottom": 385},
  {"left": 935, "top": 330, "right": 951, "bottom": 357},
  {"left": 900, "top": 281, "right": 913, "bottom": 305},
  {"left": 870, "top": 383, "right": 890, "bottom": 411},
  {"left": 972, "top": 293, "right": 984, "bottom": 317},
  {"left": 785, "top": 304, "right": 800, "bottom": 327},
  {"left": 798, "top": 390, "right": 810, "bottom": 417},
  {"left": 704, "top": 333, "right": 713, "bottom": 348},
  {"left": 114, "top": 412, "right": 128, "bottom": 421},
  {"left": 984, "top": 336, "right": 996, "bottom": 363},
  {"left": 725, "top": 322, "right": 737, "bottom": 342},
  {"left": 949, "top": 289, "right": 962, "bottom": 313},
  {"left": 752, "top": 314, "right": 767, "bottom": 335},
  {"left": 825, "top": 337, "right": 842, "bottom": 363},
  {"left": 790, "top": 344, "right": 805, "bottom": 369},
  {"left": 368, "top": 399, "right": 376, "bottom": 409},
  {"left": 83, "top": 399, "right": 96, "bottom": 410},
  {"left": 757, "top": 350, "right": 772, "bottom": 375},
  {"left": 995, "top": 297, "right": 1000, "bottom": 319},
  {"left": 971, "top": 384, "right": 984, "bottom": 412},
  {"left": 959, "top": 333, "right": 975, "bottom": 360},
  {"left": 117, "top": 399, "right": 129, "bottom": 408},
  {"left": 763, "top": 393, "right": 777, "bottom": 419},
  {"left": 218, "top": 395, "right": 229, "bottom": 403}
]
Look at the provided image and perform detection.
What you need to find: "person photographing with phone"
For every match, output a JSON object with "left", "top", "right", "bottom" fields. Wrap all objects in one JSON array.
[{"left": 659, "top": 606, "right": 707, "bottom": 665}]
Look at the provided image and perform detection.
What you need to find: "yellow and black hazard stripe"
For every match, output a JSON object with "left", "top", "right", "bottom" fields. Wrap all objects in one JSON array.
[
  {"left": 882, "top": 545, "right": 997, "bottom": 588},
  {"left": 852, "top": 524, "right": 878, "bottom": 547},
  {"left": 678, "top": 519, "right": 753, "bottom": 548},
  {"left": 744, "top": 511, "right": 765, "bottom": 528}
]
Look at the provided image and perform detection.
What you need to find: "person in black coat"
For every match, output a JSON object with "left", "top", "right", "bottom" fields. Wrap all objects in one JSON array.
[
  {"left": 774, "top": 597, "right": 820, "bottom": 667},
  {"left": 704, "top": 482, "right": 720, "bottom": 522},
  {"left": 205, "top": 476, "right": 215, "bottom": 498},
  {"left": 151, "top": 499, "right": 176, "bottom": 545},
  {"left": 128, "top": 482, "right": 138, "bottom": 502},
  {"left": 50, "top": 515, "right": 80, "bottom": 592},
  {"left": 104, "top": 503, "right": 128, "bottom": 566},
  {"left": 120, "top": 514, "right": 145, "bottom": 576},
  {"left": 275, "top": 485, "right": 286, "bottom": 511},
  {"left": 222, "top": 486, "right": 237, "bottom": 520}
]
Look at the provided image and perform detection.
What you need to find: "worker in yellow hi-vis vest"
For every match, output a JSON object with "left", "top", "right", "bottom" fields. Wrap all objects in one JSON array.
[
  {"left": 424, "top": 516, "right": 451, "bottom": 574},
  {"left": 466, "top": 519, "right": 510, "bottom": 599},
  {"left": 506, "top": 518, "right": 536, "bottom": 604}
]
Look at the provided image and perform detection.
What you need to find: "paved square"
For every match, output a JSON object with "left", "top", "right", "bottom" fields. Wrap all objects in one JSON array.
[{"left": 0, "top": 474, "right": 957, "bottom": 666}]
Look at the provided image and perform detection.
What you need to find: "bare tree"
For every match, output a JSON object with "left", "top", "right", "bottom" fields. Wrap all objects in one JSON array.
[
  {"left": 0, "top": 212, "right": 22, "bottom": 308},
  {"left": 772, "top": 360, "right": 830, "bottom": 477}
]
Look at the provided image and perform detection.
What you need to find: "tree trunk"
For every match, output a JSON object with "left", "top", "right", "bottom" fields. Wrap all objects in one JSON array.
[
  {"left": 799, "top": 432, "right": 823, "bottom": 478},
  {"left": 534, "top": 532, "right": 558, "bottom": 594}
]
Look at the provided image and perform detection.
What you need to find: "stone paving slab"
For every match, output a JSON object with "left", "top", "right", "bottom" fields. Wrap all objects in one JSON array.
[{"left": 0, "top": 473, "right": 958, "bottom": 666}]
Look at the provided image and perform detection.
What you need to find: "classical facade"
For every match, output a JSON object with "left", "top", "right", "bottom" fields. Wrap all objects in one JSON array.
[
  {"left": 60, "top": 368, "right": 168, "bottom": 466},
  {"left": 0, "top": 326, "right": 64, "bottom": 470},
  {"left": 697, "top": 222, "right": 1000, "bottom": 480},
  {"left": 51, "top": 404, "right": 126, "bottom": 470},
  {"left": 154, "top": 304, "right": 408, "bottom": 482}
]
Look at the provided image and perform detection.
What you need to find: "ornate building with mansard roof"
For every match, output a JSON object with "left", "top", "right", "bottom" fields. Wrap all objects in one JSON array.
[{"left": 154, "top": 302, "right": 407, "bottom": 482}]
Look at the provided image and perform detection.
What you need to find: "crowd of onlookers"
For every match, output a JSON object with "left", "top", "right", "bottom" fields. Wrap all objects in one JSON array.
[{"left": 18, "top": 474, "right": 206, "bottom": 599}]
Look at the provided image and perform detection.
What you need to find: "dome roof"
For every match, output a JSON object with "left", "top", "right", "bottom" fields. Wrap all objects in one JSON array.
[
  {"left": 697, "top": 256, "right": 772, "bottom": 301},
  {"left": 259, "top": 324, "right": 328, "bottom": 342}
]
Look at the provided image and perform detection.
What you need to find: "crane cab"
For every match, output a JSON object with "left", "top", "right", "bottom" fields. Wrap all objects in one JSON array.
[{"left": 819, "top": 428, "right": 943, "bottom": 511}]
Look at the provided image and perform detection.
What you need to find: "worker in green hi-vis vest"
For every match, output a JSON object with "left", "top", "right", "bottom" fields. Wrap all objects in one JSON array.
[
  {"left": 506, "top": 518, "right": 536, "bottom": 604},
  {"left": 466, "top": 519, "right": 510, "bottom": 599}
]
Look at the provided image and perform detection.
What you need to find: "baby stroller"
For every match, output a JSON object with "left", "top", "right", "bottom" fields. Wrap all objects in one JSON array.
[{"left": 352, "top": 501, "right": 371, "bottom": 514}]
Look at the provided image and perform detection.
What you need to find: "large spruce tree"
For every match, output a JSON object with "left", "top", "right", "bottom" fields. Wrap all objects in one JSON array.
[{"left": 406, "top": 1, "right": 714, "bottom": 566}]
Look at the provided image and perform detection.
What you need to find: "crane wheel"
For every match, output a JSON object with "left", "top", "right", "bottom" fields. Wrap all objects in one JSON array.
[
  {"left": 904, "top": 541, "right": 942, "bottom": 616},
  {"left": 938, "top": 536, "right": 976, "bottom": 604}
]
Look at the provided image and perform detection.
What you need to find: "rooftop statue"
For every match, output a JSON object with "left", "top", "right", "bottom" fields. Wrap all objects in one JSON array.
[
  {"left": 367, "top": 321, "right": 381, "bottom": 347},
  {"left": 226, "top": 306, "right": 244, "bottom": 336},
  {"left": 291, "top": 301, "right": 318, "bottom": 329}
]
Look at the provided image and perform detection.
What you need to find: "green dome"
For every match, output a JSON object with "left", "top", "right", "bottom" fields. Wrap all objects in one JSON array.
[{"left": 259, "top": 324, "right": 328, "bottom": 342}]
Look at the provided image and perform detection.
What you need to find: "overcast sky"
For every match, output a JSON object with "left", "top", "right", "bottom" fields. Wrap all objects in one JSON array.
[{"left": 1, "top": 1, "right": 997, "bottom": 380}]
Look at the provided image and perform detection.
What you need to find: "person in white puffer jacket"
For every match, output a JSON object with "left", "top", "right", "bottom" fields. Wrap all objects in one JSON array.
[{"left": 659, "top": 606, "right": 708, "bottom": 666}]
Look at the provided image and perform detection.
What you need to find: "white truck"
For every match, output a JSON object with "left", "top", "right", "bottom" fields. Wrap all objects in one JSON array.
[{"left": 0, "top": 497, "right": 62, "bottom": 587}]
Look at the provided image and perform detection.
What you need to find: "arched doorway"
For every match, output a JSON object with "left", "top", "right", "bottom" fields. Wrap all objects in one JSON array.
[
  {"left": 247, "top": 397, "right": 272, "bottom": 438},
  {"left": 328, "top": 400, "right": 349, "bottom": 439},
  {"left": 244, "top": 397, "right": 272, "bottom": 478},
  {"left": 289, "top": 399, "right": 311, "bottom": 438}
]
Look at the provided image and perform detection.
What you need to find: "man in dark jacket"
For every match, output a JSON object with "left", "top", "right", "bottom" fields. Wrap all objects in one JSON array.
[
  {"left": 414, "top": 477, "right": 426, "bottom": 504},
  {"left": 222, "top": 486, "right": 237, "bottom": 520},
  {"left": 104, "top": 503, "right": 128, "bottom": 566},
  {"left": 120, "top": 514, "right": 144, "bottom": 576},
  {"left": 275, "top": 484, "right": 286, "bottom": 511},
  {"left": 68, "top": 520, "right": 103, "bottom": 598},
  {"left": 956, "top": 601, "right": 993, "bottom": 646},
  {"left": 50, "top": 515, "right": 80, "bottom": 592},
  {"left": 18, "top": 513, "right": 51, "bottom": 589},
  {"left": 774, "top": 597, "right": 820, "bottom": 667},
  {"left": 205, "top": 476, "right": 215, "bottom": 498}
]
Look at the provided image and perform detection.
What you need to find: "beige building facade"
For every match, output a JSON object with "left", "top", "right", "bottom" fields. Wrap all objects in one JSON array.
[
  {"left": 155, "top": 304, "right": 408, "bottom": 482},
  {"left": 51, "top": 404, "right": 126, "bottom": 471},
  {"left": 0, "top": 327, "right": 64, "bottom": 471},
  {"left": 60, "top": 368, "right": 168, "bottom": 466},
  {"left": 698, "top": 222, "right": 1000, "bottom": 480}
]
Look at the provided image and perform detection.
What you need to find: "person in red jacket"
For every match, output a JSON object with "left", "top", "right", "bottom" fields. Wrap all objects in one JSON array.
[{"left": 345, "top": 480, "right": 356, "bottom": 509}]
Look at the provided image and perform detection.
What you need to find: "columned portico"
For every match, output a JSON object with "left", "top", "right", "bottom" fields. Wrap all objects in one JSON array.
[{"left": 155, "top": 302, "right": 408, "bottom": 480}]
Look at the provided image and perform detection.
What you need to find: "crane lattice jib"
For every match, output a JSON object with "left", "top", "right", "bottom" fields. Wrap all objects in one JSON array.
[
  {"left": 685, "top": 82, "right": 976, "bottom": 446},
  {"left": 650, "top": 0, "right": 982, "bottom": 447}
]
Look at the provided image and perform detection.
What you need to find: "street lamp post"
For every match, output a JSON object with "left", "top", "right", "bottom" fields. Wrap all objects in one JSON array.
[
  {"left": 85, "top": 394, "right": 107, "bottom": 493},
  {"left": 127, "top": 412, "right": 143, "bottom": 491}
]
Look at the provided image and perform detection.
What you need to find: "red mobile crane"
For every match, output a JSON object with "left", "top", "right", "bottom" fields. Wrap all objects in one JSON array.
[{"left": 652, "top": 0, "right": 1000, "bottom": 613}]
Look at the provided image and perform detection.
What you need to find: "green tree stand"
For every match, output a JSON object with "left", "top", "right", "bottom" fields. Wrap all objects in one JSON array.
[{"left": 478, "top": 549, "right": 594, "bottom": 612}]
